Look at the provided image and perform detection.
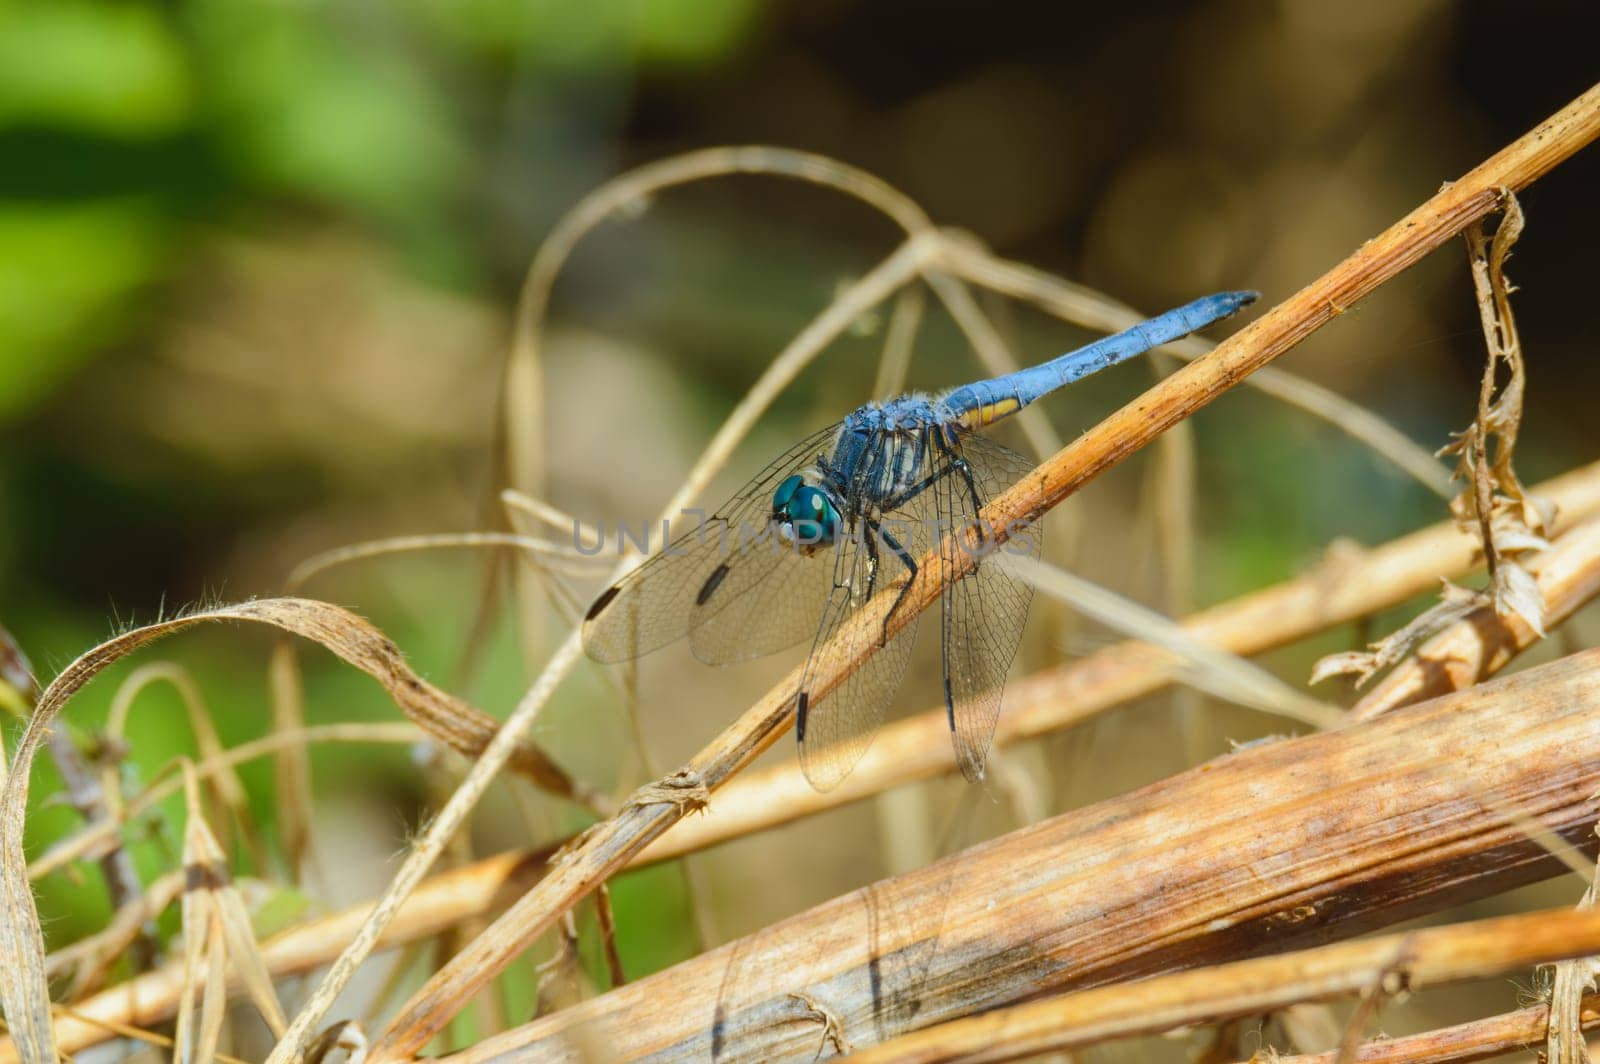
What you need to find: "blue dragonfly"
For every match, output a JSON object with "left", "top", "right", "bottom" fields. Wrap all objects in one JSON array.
[{"left": 583, "top": 290, "right": 1257, "bottom": 790}]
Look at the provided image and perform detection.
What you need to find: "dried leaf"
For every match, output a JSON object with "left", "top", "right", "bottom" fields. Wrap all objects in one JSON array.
[
  {"left": 175, "top": 760, "right": 289, "bottom": 1058},
  {"left": 174, "top": 774, "right": 212, "bottom": 1064},
  {"left": 0, "top": 597, "right": 583, "bottom": 1064},
  {"left": 1549, "top": 827, "right": 1600, "bottom": 1064},
  {"left": 185, "top": 790, "right": 289, "bottom": 1035},
  {"left": 1548, "top": 947, "right": 1599, "bottom": 1064},
  {"left": 1440, "top": 192, "right": 1552, "bottom": 632},
  {"left": 1311, "top": 581, "right": 1488, "bottom": 686},
  {"left": 268, "top": 642, "right": 315, "bottom": 879},
  {"left": 196, "top": 919, "right": 228, "bottom": 1064},
  {"left": 1495, "top": 560, "right": 1548, "bottom": 637}
]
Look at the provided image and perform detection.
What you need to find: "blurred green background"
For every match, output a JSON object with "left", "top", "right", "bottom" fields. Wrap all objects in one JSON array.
[{"left": 3, "top": 0, "right": 1600, "bottom": 1057}]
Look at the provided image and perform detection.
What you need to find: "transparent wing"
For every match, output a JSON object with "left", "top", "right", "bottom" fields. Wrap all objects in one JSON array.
[
  {"left": 581, "top": 423, "right": 843, "bottom": 664},
  {"left": 934, "top": 433, "right": 1040, "bottom": 782},
  {"left": 686, "top": 529, "right": 839, "bottom": 664},
  {"left": 795, "top": 455, "right": 938, "bottom": 791}
]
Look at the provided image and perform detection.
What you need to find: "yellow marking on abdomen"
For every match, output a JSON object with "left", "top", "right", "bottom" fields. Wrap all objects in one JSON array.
[{"left": 955, "top": 397, "right": 1021, "bottom": 430}]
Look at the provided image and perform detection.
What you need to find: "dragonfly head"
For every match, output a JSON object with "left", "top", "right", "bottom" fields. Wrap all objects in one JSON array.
[{"left": 773, "top": 473, "right": 841, "bottom": 550}]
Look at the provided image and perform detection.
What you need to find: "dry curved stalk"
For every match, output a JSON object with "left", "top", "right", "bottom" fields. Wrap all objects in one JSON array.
[
  {"left": 1, "top": 848, "right": 554, "bottom": 1061},
  {"left": 0, "top": 598, "right": 586, "bottom": 1064},
  {"left": 436, "top": 651, "right": 1600, "bottom": 1062},
  {"left": 267, "top": 639, "right": 317, "bottom": 880},
  {"left": 500, "top": 145, "right": 933, "bottom": 503},
  {"left": 0, "top": 625, "right": 154, "bottom": 971},
  {"left": 361, "top": 83, "right": 1600, "bottom": 1062},
  {"left": 844, "top": 907, "right": 1600, "bottom": 1064},
  {"left": 286, "top": 532, "right": 606, "bottom": 590},
  {"left": 102, "top": 662, "right": 262, "bottom": 874}
]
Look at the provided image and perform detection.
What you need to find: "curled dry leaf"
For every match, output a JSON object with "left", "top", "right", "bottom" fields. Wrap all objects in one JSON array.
[
  {"left": 1549, "top": 828, "right": 1600, "bottom": 1064},
  {"left": 173, "top": 762, "right": 289, "bottom": 1064},
  {"left": 0, "top": 596, "right": 584, "bottom": 1064},
  {"left": 1439, "top": 192, "right": 1554, "bottom": 633},
  {"left": 181, "top": 763, "right": 290, "bottom": 1039},
  {"left": 1548, "top": 931, "right": 1600, "bottom": 1064},
  {"left": 1314, "top": 194, "right": 1552, "bottom": 691},
  {"left": 1310, "top": 581, "right": 1488, "bottom": 687}
]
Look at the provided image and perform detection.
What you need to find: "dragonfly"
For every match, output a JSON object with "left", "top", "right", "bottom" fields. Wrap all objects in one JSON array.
[{"left": 582, "top": 289, "right": 1257, "bottom": 790}]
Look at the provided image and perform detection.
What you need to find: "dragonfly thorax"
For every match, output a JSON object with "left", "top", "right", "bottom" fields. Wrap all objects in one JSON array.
[{"left": 827, "top": 400, "right": 954, "bottom": 511}]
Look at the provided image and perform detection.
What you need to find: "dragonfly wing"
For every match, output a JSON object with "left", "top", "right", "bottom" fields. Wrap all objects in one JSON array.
[
  {"left": 935, "top": 433, "right": 1040, "bottom": 782},
  {"left": 795, "top": 514, "right": 923, "bottom": 792},
  {"left": 687, "top": 532, "right": 839, "bottom": 663},
  {"left": 581, "top": 423, "right": 842, "bottom": 664}
]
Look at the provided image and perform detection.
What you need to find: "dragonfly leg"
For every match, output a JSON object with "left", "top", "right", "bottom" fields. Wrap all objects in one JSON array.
[
  {"left": 865, "top": 519, "right": 918, "bottom": 647},
  {"left": 926, "top": 434, "right": 989, "bottom": 557},
  {"left": 937, "top": 440, "right": 985, "bottom": 517},
  {"left": 861, "top": 520, "right": 881, "bottom": 601}
]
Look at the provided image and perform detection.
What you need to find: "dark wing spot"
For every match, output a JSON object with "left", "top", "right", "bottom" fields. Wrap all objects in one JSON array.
[
  {"left": 584, "top": 584, "right": 621, "bottom": 622},
  {"left": 695, "top": 563, "right": 731, "bottom": 607},
  {"left": 796, "top": 690, "right": 809, "bottom": 740},
  {"left": 868, "top": 955, "right": 884, "bottom": 1021},
  {"left": 711, "top": 1008, "right": 728, "bottom": 1060},
  {"left": 943, "top": 677, "right": 955, "bottom": 730}
]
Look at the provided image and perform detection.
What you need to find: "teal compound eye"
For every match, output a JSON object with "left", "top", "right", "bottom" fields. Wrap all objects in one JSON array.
[
  {"left": 773, "top": 474, "right": 803, "bottom": 511},
  {"left": 773, "top": 477, "right": 839, "bottom": 546}
]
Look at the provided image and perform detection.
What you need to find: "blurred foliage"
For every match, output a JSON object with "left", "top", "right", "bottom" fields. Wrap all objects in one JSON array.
[{"left": 0, "top": 0, "right": 762, "bottom": 424}]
